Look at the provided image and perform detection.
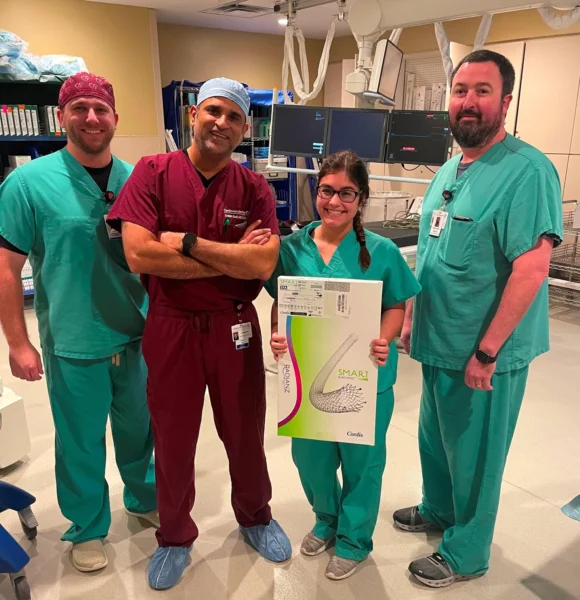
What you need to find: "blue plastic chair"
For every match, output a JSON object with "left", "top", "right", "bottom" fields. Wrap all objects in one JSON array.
[{"left": 0, "top": 481, "right": 37, "bottom": 600}]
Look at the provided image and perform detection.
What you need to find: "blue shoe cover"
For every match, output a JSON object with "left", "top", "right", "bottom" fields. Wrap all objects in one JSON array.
[
  {"left": 239, "top": 519, "right": 292, "bottom": 562},
  {"left": 148, "top": 545, "right": 192, "bottom": 590}
]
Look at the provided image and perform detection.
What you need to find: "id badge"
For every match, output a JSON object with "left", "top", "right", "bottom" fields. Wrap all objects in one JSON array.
[
  {"left": 232, "top": 322, "right": 252, "bottom": 350},
  {"left": 429, "top": 210, "right": 448, "bottom": 238},
  {"left": 104, "top": 216, "right": 122, "bottom": 240}
]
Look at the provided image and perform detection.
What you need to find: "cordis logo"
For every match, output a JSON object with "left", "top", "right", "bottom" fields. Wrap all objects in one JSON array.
[
  {"left": 338, "top": 367, "right": 369, "bottom": 382},
  {"left": 347, "top": 431, "right": 363, "bottom": 438},
  {"left": 283, "top": 364, "right": 291, "bottom": 394}
]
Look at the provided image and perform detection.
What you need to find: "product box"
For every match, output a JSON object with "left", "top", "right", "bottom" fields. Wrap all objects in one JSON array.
[
  {"left": 52, "top": 106, "right": 63, "bottom": 135},
  {"left": 0, "top": 107, "right": 9, "bottom": 136},
  {"left": 404, "top": 72, "right": 416, "bottom": 110},
  {"left": 11, "top": 106, "right": 22, "bottom": 136},
  {"left": 277, "top": 276, "right": 382, "bottom": 446},
  {"left": 24, "top": 106, "right": 33, "bottom": 137},
  {"left": 29, "top": 106, "right": 40, "bottom": 136},
  {"left": 414, "top": 86, "right": 432, "bottom": 111},
  {"left": 8, "top": 155, "right": 32, "bottom": 169},
  {"left": 41, "top": 106, "right": 56, "bottom": 136},
  {"left": 17, "top": 105, "right": 28, "bottom": 135},
  {"left": 431, "top": 83, "right": 445, "bottom": 111},
  {"left": 4, "top": 106, "right": 16, "bottom": 136}
]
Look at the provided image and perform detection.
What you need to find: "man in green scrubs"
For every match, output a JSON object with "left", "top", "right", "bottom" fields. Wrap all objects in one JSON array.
[
  {"left": 0, "top": 73, "right": 156, "bottom": 572},
  {"left": 393, "top": 50, "right": 563, "bottom": 588}
]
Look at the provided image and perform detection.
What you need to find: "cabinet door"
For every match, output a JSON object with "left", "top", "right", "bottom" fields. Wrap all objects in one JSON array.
[
  {"left": 546, "top": 154, "right": 569, "bottom": 197},
  {"left": 516, "top": 36, "right": 580, "bottom": 154},
  {"left": 485, "top": 41, "right": 524, "bottom": 136}
]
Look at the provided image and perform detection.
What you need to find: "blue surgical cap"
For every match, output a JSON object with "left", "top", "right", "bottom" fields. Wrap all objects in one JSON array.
[{"left": 197, "top": 78, "right": 250, "bottom": 116}]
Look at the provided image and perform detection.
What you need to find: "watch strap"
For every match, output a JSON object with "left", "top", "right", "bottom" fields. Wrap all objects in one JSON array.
[{"left": 476, "top": 348, "right": 497, "bottom": 364}]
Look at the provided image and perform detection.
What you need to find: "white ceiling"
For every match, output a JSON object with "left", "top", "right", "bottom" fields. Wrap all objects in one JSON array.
[{"left": 85, "top": 0, "right": 353, "bottom": 39}]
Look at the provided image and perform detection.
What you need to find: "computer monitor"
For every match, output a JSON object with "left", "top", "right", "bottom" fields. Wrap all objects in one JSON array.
[
  {"left": 326, "top": 108, "right": 389, "bottom": 162},
  {"left": 270, "top": 105, "right": 330, "bottom": 157},
  {"left": 386, "top": 110, "right": 451, "bottom": 166},
  {"left": 368, "top": 39, "right": 404, "bottom": 102}
]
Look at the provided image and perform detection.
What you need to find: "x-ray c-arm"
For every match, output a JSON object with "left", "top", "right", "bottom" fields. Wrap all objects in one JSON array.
[{"left": 347, "top": 1, "right": 573, "bottom": 37}]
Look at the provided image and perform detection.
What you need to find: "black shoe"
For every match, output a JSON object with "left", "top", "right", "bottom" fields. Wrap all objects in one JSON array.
[
  {"left": 393, "top": 506, "right": 440, "bottom": 532},
  {"left": 409, "top": 553, "right": 485, "bottom": 588}
]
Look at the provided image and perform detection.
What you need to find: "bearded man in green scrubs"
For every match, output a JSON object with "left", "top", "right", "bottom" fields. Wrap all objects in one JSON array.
[
  {"left": 0, "top": 73, "right": 156, "bottom": 573},
  {"left": 393, "top": 50, "right": 563, "bottom": 588}
]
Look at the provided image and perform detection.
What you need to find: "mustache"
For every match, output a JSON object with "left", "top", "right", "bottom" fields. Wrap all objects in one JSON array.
[{"left": 456, "top": 110, "right": 481, "bottom": 120}]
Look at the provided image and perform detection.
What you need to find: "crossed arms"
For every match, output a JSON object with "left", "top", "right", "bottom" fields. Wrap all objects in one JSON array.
[{"left": 122, "top": 220, "right": 280, "bottom": 281}]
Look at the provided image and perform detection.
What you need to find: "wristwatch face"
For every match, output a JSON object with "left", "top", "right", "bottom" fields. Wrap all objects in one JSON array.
[
  {"left": 476, "top": 349, "right": 495, "bottom": 364},
  {"left": 182, "top": 233, "right": 197, "bottom": 255}
]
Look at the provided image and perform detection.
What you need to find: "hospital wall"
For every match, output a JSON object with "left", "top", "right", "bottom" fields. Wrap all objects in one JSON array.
[
  {"left": 1, "top": 0, "right": 166, "bottom": 164},
  {"left": 157, "top": 23, "right": 326, "bottom": 104}
]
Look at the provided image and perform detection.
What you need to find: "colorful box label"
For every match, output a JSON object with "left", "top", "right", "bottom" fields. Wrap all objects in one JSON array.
[{"left": 277, "top": 276, "right": 382, "bottom": 446}]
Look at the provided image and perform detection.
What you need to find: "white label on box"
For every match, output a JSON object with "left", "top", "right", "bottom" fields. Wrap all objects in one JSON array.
[
  {"left": 0, "top": 110, "right": 8, "bottom": 136},
  {"left": 279, "top": 279, "right": 325, "bottom": 317},
  {"left": 12, "top": 108, "right": 21, "bottom": 136},
  {"left": 6, "top": 109, "right": 16, "bottom": 136},
  {"left": 31, "top": 109, "right": 40, "bottom": 136},
  {"left": 25, "top": 110, "right": 33, "bottom": 137}
]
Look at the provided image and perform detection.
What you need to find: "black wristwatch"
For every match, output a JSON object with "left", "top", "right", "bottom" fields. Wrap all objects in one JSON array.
[
  {"left": 475, "top": 348, "right": 497, "bottom": 364},
  {"left": 182, "top": 233, "right": 198, "bottom": 257}
]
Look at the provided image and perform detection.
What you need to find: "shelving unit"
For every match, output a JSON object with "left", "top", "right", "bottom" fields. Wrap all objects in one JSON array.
[
  {"left": 549, "top": 203, "right": 580, "bottom": 308},
  {"left": 234, "top": 104, "right": 293, "bottom": 221},
  {"left": 0, "top": 81, "right": 66, "bottom": 297}
]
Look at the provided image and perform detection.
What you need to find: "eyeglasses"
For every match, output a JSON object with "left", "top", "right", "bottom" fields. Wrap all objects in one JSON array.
[{"left": 316, "top": 185, "right": 361, "bottom": 204}]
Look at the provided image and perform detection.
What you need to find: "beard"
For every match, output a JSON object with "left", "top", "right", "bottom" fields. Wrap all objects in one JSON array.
[
  {"left": 450, "top": 107, "right": 504, "bottom": 149},
  {"left": 66, "top": 124, "right": 115, "bottom": 155}
]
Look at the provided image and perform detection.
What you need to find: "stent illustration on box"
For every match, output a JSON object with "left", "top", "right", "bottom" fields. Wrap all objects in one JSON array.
[{"left": 277, "top": 276, "right": 382, "bottom": 446}]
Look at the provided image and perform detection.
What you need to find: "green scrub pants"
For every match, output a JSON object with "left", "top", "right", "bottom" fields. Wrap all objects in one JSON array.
[
  {"left": 43, "top": 340, "right": 156, "bottom": 544},
  {"left": 417, "top": 364, "right": 529, "bottom": 576},
  {"left": 291, "top": 388, "right": 394, "bottom": 561}
]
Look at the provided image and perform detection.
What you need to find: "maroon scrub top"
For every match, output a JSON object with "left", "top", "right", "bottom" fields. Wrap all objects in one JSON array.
[{"left": 108, "top": 150, "right": 280, "bottom": 312}]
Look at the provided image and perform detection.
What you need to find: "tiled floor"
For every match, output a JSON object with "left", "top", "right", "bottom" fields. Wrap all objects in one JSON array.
[{"left": 0, "top": 291, "right": 579, "bottom": 600}]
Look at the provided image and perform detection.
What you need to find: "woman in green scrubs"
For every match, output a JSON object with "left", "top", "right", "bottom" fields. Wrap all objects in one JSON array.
[{"left": 265, "top": 151, "right": 420, "bottom": 580}]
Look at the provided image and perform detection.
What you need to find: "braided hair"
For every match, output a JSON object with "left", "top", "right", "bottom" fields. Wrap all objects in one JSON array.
[{"left": 318, "top": 150, "right": 371, "bottom": 271}]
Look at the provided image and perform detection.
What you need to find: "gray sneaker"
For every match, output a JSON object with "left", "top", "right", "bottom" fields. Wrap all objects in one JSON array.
[
  {"left": 325, "top": 555, "right": 361, "bottom": 580},
  {"left": 393, "top": 505, "right": 440, "bottom": 532},
  {"left": 300, "top": 532, "right": 332, "bottom": 556},
  {"left": 409, "top": 553, "right": 484, "bottom": 588}
]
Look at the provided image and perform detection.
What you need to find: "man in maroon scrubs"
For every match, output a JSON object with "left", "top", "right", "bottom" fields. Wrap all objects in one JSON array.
[{"left": 107, "top": 78, "right": 290, "bottom": 590}]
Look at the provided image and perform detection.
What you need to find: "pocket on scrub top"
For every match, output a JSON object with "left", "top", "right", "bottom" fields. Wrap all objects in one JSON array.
[
  {"left": 222, "top": 220, "right": 247, "bottom": 243},
  {"left": 440, "top": 217, "right": 478, "bottom": 270},
  {"left": 45, "top": 216, "right": 97, "bottom": 264}
]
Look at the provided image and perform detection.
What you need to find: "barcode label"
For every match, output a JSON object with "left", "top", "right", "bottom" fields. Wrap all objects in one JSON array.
[
  {"left": 325, "top": 281, "right": 351, "bottom": 293},
  {"left": 336, "top": 292, "right": 349, "bottom": 315}
]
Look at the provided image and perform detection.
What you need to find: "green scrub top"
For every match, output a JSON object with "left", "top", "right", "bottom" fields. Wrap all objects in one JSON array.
[
  {"left": 411, "top": 134, "right": 563, "bottom": 373},
  {"left": 265, "top": 222, "right": 421, "bottom": 392},
  {"left": 0, "top": 148, "right": 147, "bottom": 359}
]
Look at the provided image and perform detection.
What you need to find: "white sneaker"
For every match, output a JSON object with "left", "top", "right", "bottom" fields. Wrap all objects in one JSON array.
[
  {"left": 325, "top": 555, "right": 361, "bottom": 580},
  {"left": 300, "top": 532, "right": 332, "bottom": 556},
  {"left": 71, "top": 540, "right": 108, "bottom": 572},
  {"left": 126, "top": 509, "right": 160, "bottom": 529}
]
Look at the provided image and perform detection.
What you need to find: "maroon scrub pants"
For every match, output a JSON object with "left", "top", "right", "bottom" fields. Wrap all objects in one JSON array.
[{"left": 142, "top": 302, "right": 273, "bottom": 547}]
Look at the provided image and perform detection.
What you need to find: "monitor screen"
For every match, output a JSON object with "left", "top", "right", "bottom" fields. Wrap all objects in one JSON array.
[
  {"left": 379, "top": 42, "right": 403, "bottom": 101},
  {"left": 270, "top": 105, "right": 330, "bottom": 157},
  {"left": 368, "top": 40, "right": 403, "bottom": 101},
  {"left": 326, "top": 108, "right": 389, "bottom": 162},
  {"left": 386, "top": 110, "right": 451, "bottom": 166}
]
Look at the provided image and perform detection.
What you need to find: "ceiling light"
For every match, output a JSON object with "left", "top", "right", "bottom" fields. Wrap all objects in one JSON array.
[{"left": 278, "top": 17, "right": 288, "bottom": 25}]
